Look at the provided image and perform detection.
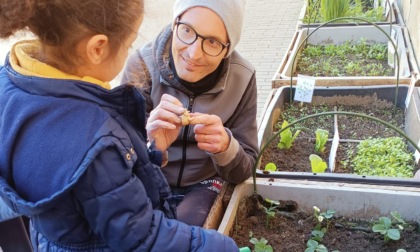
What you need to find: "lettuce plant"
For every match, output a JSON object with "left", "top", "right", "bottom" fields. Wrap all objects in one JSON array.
[
  {"left": 278, "top": 121, "right": 301, "bottom": 150},
  {"left": 314, "top": 128, "right": 329, "bottom": 153},
  {"left": 264, "top": 163, "right": 277, "bottom": 172},
  {"left": 309, "top": 154, "right": 327, "bottom": 173}
]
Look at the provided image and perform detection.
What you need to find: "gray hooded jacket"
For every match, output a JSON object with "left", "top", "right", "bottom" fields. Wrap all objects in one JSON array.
[{"left": 122, "top": 24, "right": 258, "bottom": 188}]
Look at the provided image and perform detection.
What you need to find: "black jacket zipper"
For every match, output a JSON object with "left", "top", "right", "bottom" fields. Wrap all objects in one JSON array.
[{"left": 176, "top": 96, "right": 195, "bottom": 187}]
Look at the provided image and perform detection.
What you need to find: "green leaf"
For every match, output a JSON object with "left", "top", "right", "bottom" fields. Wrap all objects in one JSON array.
[
  {"left": 264, "top": 163, "right": 277, "bottom": 171},
  {"left": 278, "top": 121, "right": 300, "bottom": 150},
  {"left": 387, "top": 229, "right": 401, "bottom": 240},
  {"left": 372, "top": 224, "right": 387, "bottom": 234},
  {"left": 292, "top": 129, "right": 302, "bottom": 142},
  {"left": 264, "top": 245, "right": 273, "bottom": 252},
  {"left": 380, "top": 217, "right": 392, "bottom": 229},
  {"left": 391, "top": 211, "right": 406, "bottom": 224},
  {"left": 317, "top": 244, "right": 328, "bottom": 252},
  {"left": 309, "top": 154, "right": 327, "bottom": 173},
  {"left": 322, "top": 209, "right": 336, "bottom": 219},
  {"left": 249, "top": 238, "right": 259, "bottom": 244},
  {"left": 315, "top": 129, "right": 329, "bottom": 153},
  {"left": 311, "top": 230, "right": 325, "bottom": 241},
  {"left": 306, "top": 239, "right": 318, "bottom": 248},
  {"left": 264, "top": 198, "right": 280, "bottom": 206}
]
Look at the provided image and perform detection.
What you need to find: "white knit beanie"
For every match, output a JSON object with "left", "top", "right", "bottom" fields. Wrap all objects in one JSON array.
[{"left": 173, "top": 0, "right": 245, "bottom": 56}]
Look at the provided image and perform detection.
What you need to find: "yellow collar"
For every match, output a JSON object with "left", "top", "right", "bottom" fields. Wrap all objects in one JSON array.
[{"left": 9, "top": 40, "right": 111, "bottom": 90}]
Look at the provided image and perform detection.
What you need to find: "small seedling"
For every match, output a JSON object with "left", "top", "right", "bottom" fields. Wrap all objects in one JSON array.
[
  {"left": 278, "top": 121, "right": 301, "bottom": 149},
  {"left": 320, "top": 209, "right": 336, "bottom": 230},
  {"left": 314, "top": 128, "right": 329, "bottom": 153},
  {"left": 305, "top": 239, "right": 328, "bottom": 252},
  {"left": 249, "top": 237, "right": 273, "bottom": 252},
  {"left": 309, "top": 154, "right": 327, "bottom": 173},
  {"left": 372, "top": 217, "right": 401, "bottom": 241},
  {"left": 264, "top": 163, "right": 277, "bottom": 172},
  {"left": 311, "top": 206, "right": 336, "bottom": 242},
  {"left": 372, "top": 211, "right": 407, "bottom": 242},
  {"left": 262, "top": 198, "right": 280, "bottom": 228}
]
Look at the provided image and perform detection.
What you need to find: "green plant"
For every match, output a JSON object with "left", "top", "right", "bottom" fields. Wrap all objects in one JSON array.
[
  {"left": 305, "top": 239, "right": 328, "bottom": 252},
  {"left": 277, "top": 120, "right": 301, "bottom": 149},
  {"left": 298, "top": 40, "right": 392, "bottom": 77},
  {"left": 320, "top": 0, "right": 350, "bottom": 21},
  {"left": 314, "top": 128, "right": 329, "bottom": 153},
  {"left": 249, "top": 237, "right": 273, "bottom": 252},
  {"left": 311, "top": 206, "right": 336, "bottom": 241},
  {"left": 253, "top": 111, "right": 420, "bottom": 194},
  {"left": 372, "top": 211, "right": 407, "bottom": 242},
  {"left": 314, "top": 206, "right": 335, "bottom": 229},
  {"left": 262, "top": 198, "right": 280, "bottom": 228},
  {"left": 264, "top": 163, "right": 277, "bottom": 172},
  {"left": 309, "top": 154, "right": 327, "bottom": 173},
  {"left": 352, "top": 137, "right": 415, "bottom": 177},
  {"left": 303, "top": 0, "right": 386, "bottom": 23},
  {"left": 305, "top": 206, "right": 336, "bottom": 252}
]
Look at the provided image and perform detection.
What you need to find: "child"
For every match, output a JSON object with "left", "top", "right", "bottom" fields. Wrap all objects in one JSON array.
[{"left": 0, "top": 1, "right": 238, "bottom": 251}]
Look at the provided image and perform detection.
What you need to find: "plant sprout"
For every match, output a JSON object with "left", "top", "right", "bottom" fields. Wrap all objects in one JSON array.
[
  {"left": 309, "top": 154, "right": 327, "bottom": 173},
  {"left": 277, "top": 120, "right": 301, "bottom": 150},
  {"left": 263, "top": 198, "right": 280, "bottom": 228},
  {"left": 264, "top": 163, "right": 277, "bottom": 172},
  {"left": 305, "top": 239, "right": 328, "bottom": 252},
  {"left": 249, "top": 237, "right": 273, "bottom": 252},
  {"left": 314, "top": 128, "right": 329, "bottom": 153},
  {"left": 372, "top": 217, "right": 401, "bottom": 241},
  {"left": 372, "top": 211, "right": 408, "bottom": 242}
]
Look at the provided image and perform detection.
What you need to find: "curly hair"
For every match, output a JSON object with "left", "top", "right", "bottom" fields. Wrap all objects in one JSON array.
[{"left": 0, "top": 0, "right": 144, "bottom": 73}]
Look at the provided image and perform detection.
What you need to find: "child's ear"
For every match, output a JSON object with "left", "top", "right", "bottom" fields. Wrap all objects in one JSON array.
[{"left": 85, "top": 34, "right": 109, "bottom": 65}]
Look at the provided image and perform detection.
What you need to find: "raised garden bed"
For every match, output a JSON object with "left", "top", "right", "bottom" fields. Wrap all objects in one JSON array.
[
  {"left": 297, "top": 0, "right": 403, "bottom": 28},
  {"left": 219, "top": 179, "right": 420, "bottom": 251},
  {"left": 272, "top": 24, "right": 413, "bottom": 88},
  {"left": 260, "top": 101, "right": 409, "bottom": 175},
  {"left": 257, "top": 85, "right": 420, "bottom": 184}
]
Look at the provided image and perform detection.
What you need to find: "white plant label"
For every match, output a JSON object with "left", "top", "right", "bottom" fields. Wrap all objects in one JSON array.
[{"left": 294, "top": 75, "right": 315, "bottom": 103}]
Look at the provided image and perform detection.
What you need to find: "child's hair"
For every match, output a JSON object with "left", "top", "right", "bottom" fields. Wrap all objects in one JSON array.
[{"left": 0, "top": 0, "right": 144, "bottom": 73}]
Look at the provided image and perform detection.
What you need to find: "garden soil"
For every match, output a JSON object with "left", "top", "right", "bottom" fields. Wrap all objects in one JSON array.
[{"left": 231, "top": 195, "right": 420, "bottom": 251}]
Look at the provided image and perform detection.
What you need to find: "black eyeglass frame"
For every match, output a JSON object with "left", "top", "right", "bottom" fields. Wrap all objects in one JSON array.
[{"left": 174, "top": 19, "right": 230, "bottom": 57}]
